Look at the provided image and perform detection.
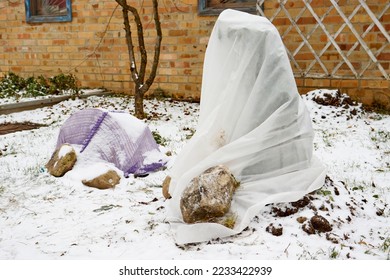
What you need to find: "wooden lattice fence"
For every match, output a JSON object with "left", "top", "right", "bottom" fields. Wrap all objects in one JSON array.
[{"left": 256, "top": 0, "right": 390, "bottom": 107}]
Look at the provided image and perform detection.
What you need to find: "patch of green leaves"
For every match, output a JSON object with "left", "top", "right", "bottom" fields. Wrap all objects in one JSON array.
[
  {"left": 0, "top": 72, "right": 79, "bottom": 99},
  {"left": 48, "top": 73, "right": 79, "bottom": 95},
  {"left": 93, "top": 204, "right": 122, "bottom": 213},
  {"left": 317, "top": 189, "right": 332, "bottom": 196},
  {"left": 0, "top": 72, "right": 26, "bottom": 98},
  {"left": 152, "top": 131, "right": 168, "bottom": 146},
  {"left": 370, "top": 129, "right": 390, "bottom": 145},
  {"left": 329, "top": 247, "right": 339, "bottom": 259},
  {"left": 352, "top": 185, "right": 365, "bottom": 191},
  {"left": 25, "top": 76, "right": 48, "bottom": 97},
  {"left": 317, "top": 188, "right": 335, "bottom": 202},
  {"left": 380, "top": 237, "right": 390, "bottom": 253}
]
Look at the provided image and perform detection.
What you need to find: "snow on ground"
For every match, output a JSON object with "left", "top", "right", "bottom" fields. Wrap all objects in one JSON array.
[
  {"left": 0, "top": 90, "right": 389, "bottom": 260},
  {"left": 0, "top": 89, "right": 100, "bottom": 105}
]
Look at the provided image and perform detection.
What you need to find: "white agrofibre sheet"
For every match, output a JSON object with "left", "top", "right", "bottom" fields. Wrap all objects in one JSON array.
[{"left": 166, "top": 9, "right": 327, "bottom": 244}]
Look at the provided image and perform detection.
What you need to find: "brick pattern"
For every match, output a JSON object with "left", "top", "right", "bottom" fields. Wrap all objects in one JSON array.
[
  {"left": 0, "top": 0, "right": 389, "bottom": 108},
  {"left": 0, "top": 0, "right": 215, "bottom": 99}
]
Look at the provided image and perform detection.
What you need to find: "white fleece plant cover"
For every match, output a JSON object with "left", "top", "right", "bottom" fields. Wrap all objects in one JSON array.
[{"left": 166, "top": 9, "right": 326, "bottom": 244}]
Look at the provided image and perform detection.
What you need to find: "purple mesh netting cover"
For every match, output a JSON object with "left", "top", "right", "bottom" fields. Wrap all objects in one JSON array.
[{"left": 56, "top": 108, "right": 166, "bottom": 177}]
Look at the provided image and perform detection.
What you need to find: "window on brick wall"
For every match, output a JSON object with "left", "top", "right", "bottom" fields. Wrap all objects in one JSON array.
[
  {"left": 25, "top": 0, "right": 72, "bottom": 23},
  {"left": 198, "top": 0, "right": 258, "bottom": 16}
]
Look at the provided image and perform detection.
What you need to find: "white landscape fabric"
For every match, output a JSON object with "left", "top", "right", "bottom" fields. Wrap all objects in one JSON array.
[{"left": 167, "top": 9, "right": 327, "bottom": 244}]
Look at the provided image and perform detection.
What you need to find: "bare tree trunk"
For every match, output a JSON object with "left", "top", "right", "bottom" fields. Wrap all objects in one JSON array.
[
  {"left": 115, "top": 0, "right": 162, "bottom": 119},
  {"left": 134, "top": 85, "right": 146, "bottom": 118}
]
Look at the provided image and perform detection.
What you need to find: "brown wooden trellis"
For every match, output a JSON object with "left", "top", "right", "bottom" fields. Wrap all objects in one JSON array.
[{"left": 256, "top": 0, "right": 390, "bottom": 81}]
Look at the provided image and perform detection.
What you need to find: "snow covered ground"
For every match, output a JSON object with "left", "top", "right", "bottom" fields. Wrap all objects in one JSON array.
[{"left": 0, "top": 90, "right": 389, "bottom": 260}]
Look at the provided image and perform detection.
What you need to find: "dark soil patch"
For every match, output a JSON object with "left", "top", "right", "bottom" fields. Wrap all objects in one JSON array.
[
  {"left": 0, "top": 122, "right": 46, "bottom": 135},
  {"left": 301, "top": 214, "right": 333, "bottom": 236},
  {"left": 312, "top": 90, "right": 355, "bottom": 107},
  {"left": 326, "top": 233, "right": 339, "bottom": 244},
  {"left": 271, "top": 206, "right": 298, "bottom": 217},
  {"left": 302, "top": 221, "right": 316, "bottom": 235},
  {"left": 291, "top": 196, "right": 311, "bottom": 208},
  {"left": 296, "top": 216, "right": 307, "bottom": 224},
  {"left": 310, "top": 90, "right": 365, "bottom": 120},
  {"left": 266, "top": 223, "right": 283, "bottom": 236},
  {"left": 310, "top": 215, "right": 332, "bottom": 232},
  {"left": 271, "top": 195, "right": 312, "bottom": 217}
]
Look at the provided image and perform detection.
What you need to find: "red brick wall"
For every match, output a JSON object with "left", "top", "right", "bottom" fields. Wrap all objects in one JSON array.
[
  {"left": 0, "top": 0, "right": 214, "bottom": 100},
  {"left": 0, "top": 0, "right": 389, "bottom": 108}
]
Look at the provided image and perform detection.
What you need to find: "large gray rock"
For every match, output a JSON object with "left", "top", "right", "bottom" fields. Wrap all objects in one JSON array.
[
  {"left": 46, "top": 144, "right": 77, "bottom": 177},
  {"left": 82, "top": 170, "right": 121, "bottom": 190},
  {"left": 180, "top": 165, "right": 239, "bottom": 224}
]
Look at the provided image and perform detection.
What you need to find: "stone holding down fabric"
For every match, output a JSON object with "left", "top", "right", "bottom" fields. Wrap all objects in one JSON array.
[
  {"left": 166, "top": 9, "right": 326, "bottom": 244},
  {"left": 56, "top": 108, "right": 166, "bottom": 177}
]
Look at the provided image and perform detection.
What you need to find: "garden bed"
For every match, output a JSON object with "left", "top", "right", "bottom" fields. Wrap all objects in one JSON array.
[{"left": 0, "top": 90, "right": 389, "bottom": 260}]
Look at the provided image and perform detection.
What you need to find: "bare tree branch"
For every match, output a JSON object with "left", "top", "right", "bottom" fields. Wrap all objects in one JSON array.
[
  {"left": 143, "top": 0, "right": 162, "bottom": 92},
  {"left": 118, "top": 1, "right": 140, "bottom": 84},
  {"left": 115, "top": 0, "right": 163, "bottom": 118}
]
